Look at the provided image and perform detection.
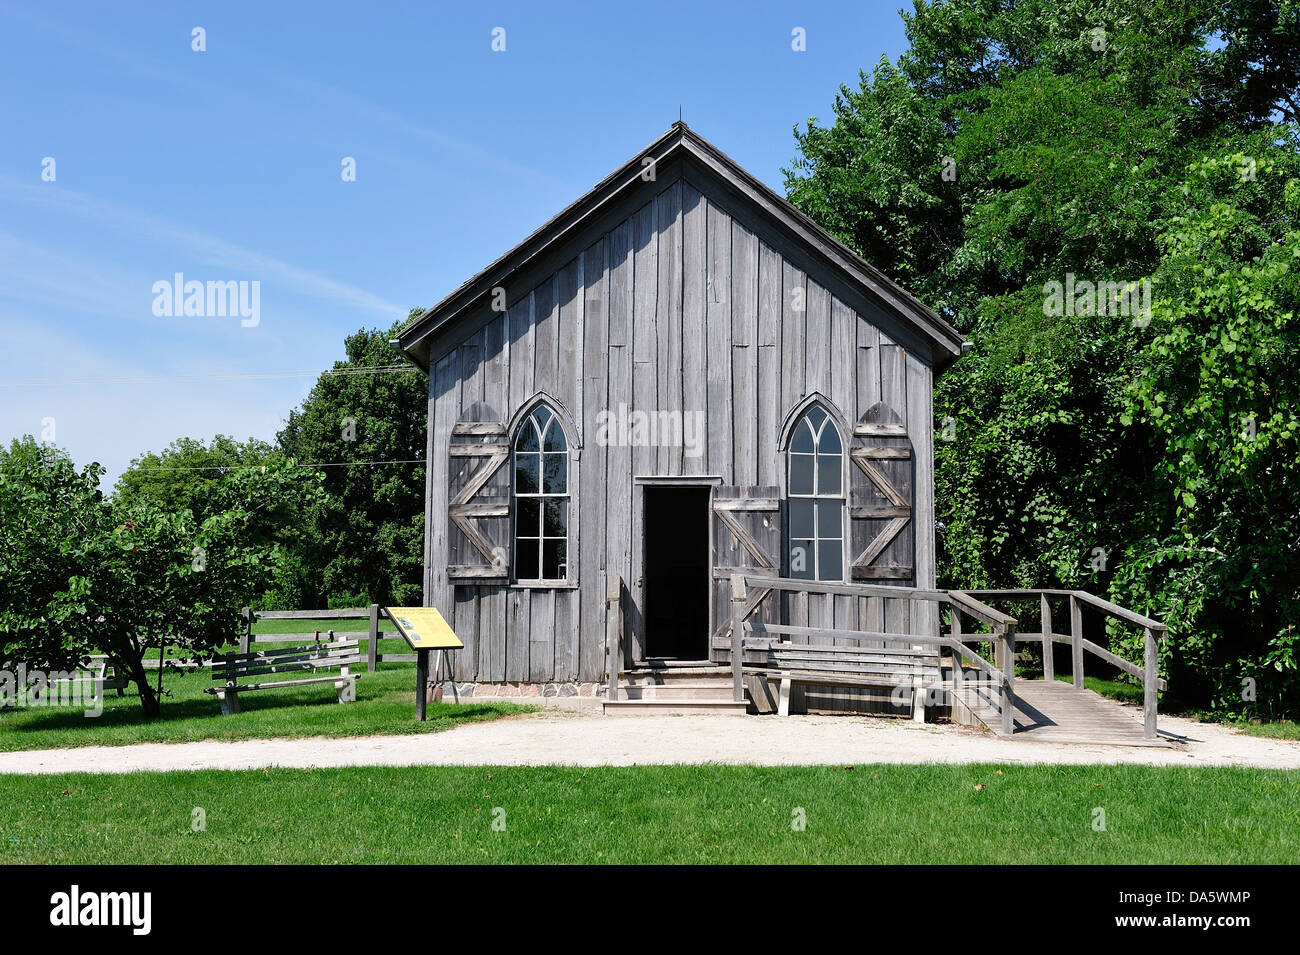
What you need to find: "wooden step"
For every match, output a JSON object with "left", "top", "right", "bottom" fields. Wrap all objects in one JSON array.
[
  {"left": 601, "top": 699, "right": 750, "bottom": 716},
  {"left": 620, "top": 666, "right": 732, "bottom": 685},
  {"left": 617, "top": 683, "right": 739, "bottom": 700}
]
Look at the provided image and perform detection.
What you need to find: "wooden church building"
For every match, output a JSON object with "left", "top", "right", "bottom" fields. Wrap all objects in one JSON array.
[{"left": 397, "top": 123, "right": 967, "bottom": 705}]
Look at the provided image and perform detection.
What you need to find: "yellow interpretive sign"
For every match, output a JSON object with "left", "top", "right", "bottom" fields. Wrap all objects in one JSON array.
[{"left": 385, "top": 607, "right": 463, "bottom": 650}]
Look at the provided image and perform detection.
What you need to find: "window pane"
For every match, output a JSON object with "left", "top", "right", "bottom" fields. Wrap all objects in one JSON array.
[
  {"left": 516, "top": 420, "right": 540, "bottom": 452},
  {"left": 789, "top": 499, "right": 814, "bottom": 538},
  {"left": 817, "top": 499, "right": 844, "bottom": 540},
  {"left": 818, "top": 540, "right": 843, "bottom": 581},
  {"left": 805, "top": 406, "right": 826, "bottom": 432},
  {"left": 789, "top": 540, "right": 814, "bottom": 579},
  {"left": 515, "top": 453, "right": 539, "bottom": 494},
  {"left": 516, "top": 538, "right": 540, "bottom": 580},
  {"left": 790, "top": 419, "right": 815, "bottom": 454},
  {"left": 533, "top": 406, "right": 552, "bottom": 434},
  {"left": 542, "top": 452, "right": 567, "bottom": 494},
  {"left": 819, "top": 422, "right": 842, "bottom": 454},
  {"left": 543, "top": 418, "right": 567, "bottom": 452},
  {"left": 543, "top": 539, "right": 567, "bottom": 580},
  {"left": 543, "top": 498, "right": 567, "bottom": 538},
  {"left": 789, "top": 453, "right": 814, "bottom": 495},
  {"left": 818, "top": 453, "right": 842, "bottom": 495},
  {"left": 517, "top": 498, "right": 540, "bottom": 537}
]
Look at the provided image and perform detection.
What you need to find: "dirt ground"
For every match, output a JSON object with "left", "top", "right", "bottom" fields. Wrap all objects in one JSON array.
[{"left": 0, "top": 705, "right": 1295, "bottom": 774}]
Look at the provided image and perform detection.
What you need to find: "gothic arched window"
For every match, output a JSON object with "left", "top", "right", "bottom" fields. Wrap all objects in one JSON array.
[
  {"left": 513, "top": 405, "right": 569, "bottom": 581},
  {"left": 787, "top": 405, "right": 844, "bottom": 581}
]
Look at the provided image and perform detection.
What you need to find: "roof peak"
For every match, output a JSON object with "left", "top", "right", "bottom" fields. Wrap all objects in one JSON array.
[{"left": 398, "top": 125, "right": 962, "bottom": 371}]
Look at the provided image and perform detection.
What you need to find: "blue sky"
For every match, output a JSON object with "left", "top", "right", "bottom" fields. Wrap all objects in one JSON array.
[{"left": 0, "top": 1, "right": 911, "bottom": 488}]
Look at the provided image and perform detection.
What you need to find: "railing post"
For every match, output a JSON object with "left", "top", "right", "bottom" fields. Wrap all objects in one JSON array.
[
  {"left": 949, "top": 605, "right": 963, "bottom": 710},
  {"left": 606, "top": 574, "right": 622, "bottom": 702},
  {"left": 730, "top": 573, "right": 746, "bottom": 703},
  {"left": 1069, "top": 595, "right": 1084, "bottom": 689},
  {"left": 1000, "top": 622, "right": 1016, "bottom": 736},
  {"left": 1143, "top": 626, "right": 1158, "bottom": 739},
  {"left": 240, "top": 607, "right": 252, "bottom": 654},
  {"left": 1040, "top": 593, "right": 1054, "bottom": 682},
  {"left": 367, "top": 604, "right": 379, "bottom": 672}
]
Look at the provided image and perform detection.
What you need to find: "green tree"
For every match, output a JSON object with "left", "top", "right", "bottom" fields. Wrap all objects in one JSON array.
[
  {"left": 784, "top": 0, "right": 1300, "bottom": 713},
  {"left": 0, "top": 438, "right": 324, "bottom": 717},
  {"left": 1118, "top": 141, "right": 1300, "bottom": 715},
  {"left": 276, "top": 316, "right": 427, "bottom": 607},
  {"left": 114, "top": 434, "right": 280, "bottom": 519}
]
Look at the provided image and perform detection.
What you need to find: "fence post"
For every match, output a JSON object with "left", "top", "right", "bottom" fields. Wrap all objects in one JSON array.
[
  {"left": 1040, "top": 593, "right": 1054, "bottom": 682},
  {"left": 1143, "top": 626, "right": 1158, "bottom": 739},
  {"left": 730, "top": 573, "right": 746, "bottom": 703},
  {"left": 368, "top": 604, "right": 379, "bottom": 673},
  {"left": 1000, "top": 622, "right": 1017, "bottom": 736},
  {"left": 606, "top": 574, "right": 621, "bottom": 701},
  {"left": 240, "top": 607, "right": 251, "bottom": 654},
  {"left": 1069, "top": 595, "right": 1084, "bottom": 689}
]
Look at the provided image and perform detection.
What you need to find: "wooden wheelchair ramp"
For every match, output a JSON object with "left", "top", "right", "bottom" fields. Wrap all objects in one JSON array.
[{"left": 963, "top": 679, "right": 1174, "bottom": 748}]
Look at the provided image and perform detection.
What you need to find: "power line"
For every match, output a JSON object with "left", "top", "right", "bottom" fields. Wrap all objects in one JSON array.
[
  {"left": 0, "top": 365, "right": 421, "bottom": 389},
  {"left": 130, "top": 458, "right": 425, "bottom": 472}
]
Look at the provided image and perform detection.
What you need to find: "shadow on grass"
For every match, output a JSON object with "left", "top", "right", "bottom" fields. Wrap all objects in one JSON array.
[{"left": 0, "top": 667, "right": 528, "bottom": 752}]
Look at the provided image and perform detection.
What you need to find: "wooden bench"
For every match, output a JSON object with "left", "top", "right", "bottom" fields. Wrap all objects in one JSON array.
[
  {"left": 763, "top": 642, "right": 943, "bottom": 720},
  {"left": 206, "top": 639, "right": 361, "bottom": 715},
  {"left": 29, "top": 657, "right": 129, "bottom": 701}
]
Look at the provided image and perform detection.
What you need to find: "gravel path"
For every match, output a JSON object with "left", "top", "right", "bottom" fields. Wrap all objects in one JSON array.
[{"left": 0, "top": 709, "right": 1295, "bottom": 774}]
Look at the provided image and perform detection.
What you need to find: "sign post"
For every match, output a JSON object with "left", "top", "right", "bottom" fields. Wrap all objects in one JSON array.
[{"left": 384, "top": 607, "right": 463, "bottom": 722}]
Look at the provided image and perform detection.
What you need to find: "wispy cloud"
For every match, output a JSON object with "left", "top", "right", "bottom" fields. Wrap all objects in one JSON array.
[
  {"left": 0, "top": 5, "right": 572, "bottom": 195},
  {"left": 0, "top": 175, "right": 406, "bottom": 318}
]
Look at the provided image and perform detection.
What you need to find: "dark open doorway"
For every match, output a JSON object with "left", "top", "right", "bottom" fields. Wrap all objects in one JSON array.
[{"left": 643, "top": 485, "right": 711, "bottom": 661}]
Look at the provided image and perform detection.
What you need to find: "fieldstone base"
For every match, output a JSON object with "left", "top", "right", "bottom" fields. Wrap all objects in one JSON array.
[{"left": 435, "top": 681, "right": 606, "bottom": 699}]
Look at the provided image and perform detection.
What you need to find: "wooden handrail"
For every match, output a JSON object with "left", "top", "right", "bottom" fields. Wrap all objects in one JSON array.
[
  {"left": 739, "top": 575, "right": 1017, "bottom": 630},
  {"left": 730, "top": 573, "right": 746, "bottom": 702},
  {"left": 944, "top": 637, "right": 1004, "bottom": 682},
  {"left": 726, "top": 575, "right": 1172, "bottom": 740},
  {"left": 963, "top": 588, "right": 1166, "bottom": 740},
  {"left": 945, "top": 591, "right": 1018, "bottom": 631},
  {"left": 606, "top": 574, "right": 622, "bottom": 702},
  {"left": 961, "top": 588, "right": 1168, "bottom": 632}
]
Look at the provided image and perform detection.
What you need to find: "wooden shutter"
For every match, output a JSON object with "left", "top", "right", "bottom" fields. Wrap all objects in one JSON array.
[
  {"left": 448, "top": 422, "right": 510, "bottom": 581},
  {"left": 849, "top": 403, "right": 914, "bottom": 580},
  {"left": 711, "top": 486, "right": 781, "bottom": 659}
]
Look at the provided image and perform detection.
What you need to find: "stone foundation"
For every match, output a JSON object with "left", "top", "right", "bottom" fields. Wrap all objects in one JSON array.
[{"left": 433, "top": 681, "right": 607, "bottom": 699}]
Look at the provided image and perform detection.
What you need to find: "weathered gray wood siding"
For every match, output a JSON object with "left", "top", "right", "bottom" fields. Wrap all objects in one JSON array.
[{"left": 425, "top": 165, "right": 937, "bottom": 683}]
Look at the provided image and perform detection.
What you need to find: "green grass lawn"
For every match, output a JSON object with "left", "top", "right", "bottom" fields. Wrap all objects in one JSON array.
[
  {"left": 0, "top": 616, "right": 527, "bottom": 751},
  {"left": 1225, "top": 719, "right": 1300, "bottom": 740},
  {"left": 0, "top": 763, "right": 1294, "bottom": 864}
]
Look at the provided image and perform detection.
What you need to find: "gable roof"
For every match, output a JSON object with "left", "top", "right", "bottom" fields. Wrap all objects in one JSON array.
[{"left": 396, "top": 123, "right": 964, "bottom": 372}]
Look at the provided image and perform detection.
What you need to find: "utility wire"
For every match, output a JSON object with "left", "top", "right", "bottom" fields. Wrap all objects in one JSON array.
[
  {"left": 0, "top": 365, "right": 421, "bottom": 388},
  {"left": 130, "top": 458, "right": 425, "bottom": 472}
]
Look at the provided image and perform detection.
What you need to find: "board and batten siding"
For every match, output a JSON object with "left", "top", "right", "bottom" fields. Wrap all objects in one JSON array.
[{"left": 424, "top": 169, "right": 936, "bottom": 684}]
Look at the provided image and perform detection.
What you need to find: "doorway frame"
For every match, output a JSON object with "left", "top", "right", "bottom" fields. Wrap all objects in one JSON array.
[{"left": 632, "top": 475, "right": 723, "bottom": 663}]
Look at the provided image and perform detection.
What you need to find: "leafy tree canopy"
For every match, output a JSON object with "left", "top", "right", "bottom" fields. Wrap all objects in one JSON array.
[{"left": 785, "top": 0, "right": 1300, "bottom": 715}]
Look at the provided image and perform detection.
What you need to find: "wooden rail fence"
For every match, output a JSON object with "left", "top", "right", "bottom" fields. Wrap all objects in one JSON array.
[{"left": 240, "top": 605, "right": 418, "bottom": 673}]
